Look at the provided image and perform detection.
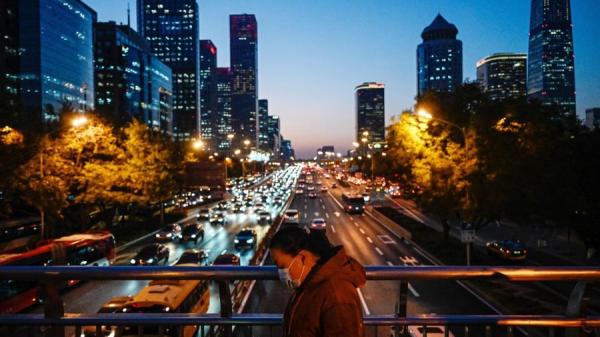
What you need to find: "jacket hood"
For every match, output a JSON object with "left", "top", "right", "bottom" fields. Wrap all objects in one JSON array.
[{"left": 304, "top": 246, "right": 366, "bottom": 289}]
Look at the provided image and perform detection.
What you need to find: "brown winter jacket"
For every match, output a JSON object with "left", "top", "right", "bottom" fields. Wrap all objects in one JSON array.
[{"left": 282, "top": 246, "right": 366, "bottom": 337}]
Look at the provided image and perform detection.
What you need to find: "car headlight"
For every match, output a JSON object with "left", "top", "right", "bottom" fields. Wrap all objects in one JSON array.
[
  {"left": 147, "top": 258, "right": 154, "bottom": 263},
  {"left": 166, "top": 233, "right": 172, "bottom": 238},
  {"left": 155, "top": 234, "right": 160, "bottom": 238},
  {"left": 247, "top": 238, "right": 254, "bottom": 244},
  {"left": 191, "top": 234, "right": 197, "bottom": 239},
  {"left": 130, "top": 259, "right": 136, "bottom": 264}
]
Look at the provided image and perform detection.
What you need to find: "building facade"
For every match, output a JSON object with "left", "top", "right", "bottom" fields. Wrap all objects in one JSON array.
[
  {"left": 230, "top": 14, "right": 258, "bottom": 148},
  {"left": 585, "top": 108, "right": 600, "bottom": 130},
  {"left": 417, "top": 14, "right": 463, "bottom": 96},
  {"left": 355, "top": 82, "right": 385, "bottom": 143},
  {"left": 215, "top": 67, "right": 233, "bottom": 152},
  {"left": 137, "top": 0, "right": 200, "bottom": 140},
  {"left": 476, "top": 53, "right": 527, "bottom": 101},
  {"left": 200, "top": 39, "right": 217, "bottom": 149},
  {"left": 280, "top": 139, "right": 295, "bottom": 161},
  {"left": 95, "top": 22, "right": 173, "bottom": 134},
  {"left": 267, "top": 114, "right": 280, "bottom": 158},
  {"left": 1, "top": 0, "right": 96, "bottom": 130},
  {"left": 527, "top": 0, "right": 576, "bottom": 116},
  {"left": 258, "top": 99, "right": 269, "bottom": 151}
]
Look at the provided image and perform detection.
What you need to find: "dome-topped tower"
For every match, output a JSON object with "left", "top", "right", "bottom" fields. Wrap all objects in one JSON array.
[
  {"left": 421, "top": 14, "right": 459, "bottom": 40},
  {"left": 417, "top": 14, "right": 463, "bottom": 96}
]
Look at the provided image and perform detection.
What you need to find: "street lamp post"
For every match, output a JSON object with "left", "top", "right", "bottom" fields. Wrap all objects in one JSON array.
[{"left": 417, "top": 109, "right": 472, "bottom": 265}]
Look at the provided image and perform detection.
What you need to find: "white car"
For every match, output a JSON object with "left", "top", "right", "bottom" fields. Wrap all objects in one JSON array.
[
  {"left": 295, "top": 189, "right": 304, "bottom": 195},
  {"left": 309, "top": 218, "right": 326, "bottom": 231},
  {"left": 283, "top": 209, "right": 300, "bottom": 224},
  {"left": 408, "top": 325, "right": 455, "bottom": 337}
]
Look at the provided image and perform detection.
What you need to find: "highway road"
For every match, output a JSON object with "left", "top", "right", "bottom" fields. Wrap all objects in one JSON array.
[{"left": 244, "top": 168, "right": 500, "bottom": 337}]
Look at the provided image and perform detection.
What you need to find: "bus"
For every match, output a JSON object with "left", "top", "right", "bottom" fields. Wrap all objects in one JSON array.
[
  {"left": 342, "top": 193, "right": 365, "bottom": 214},
  {"left": 0, "top": 232, "right": 116, "bottom": 314},
  {"left": 119, "top": 272, "right": 211, "bottom": 337},
  {"left": 0, "top": 217, "right": 40, "bottom": 252}
]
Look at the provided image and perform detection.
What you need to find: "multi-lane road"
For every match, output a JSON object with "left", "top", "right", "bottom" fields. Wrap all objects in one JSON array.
[{"left": 244, "top": 168, "right": 500, "bottom": 337}]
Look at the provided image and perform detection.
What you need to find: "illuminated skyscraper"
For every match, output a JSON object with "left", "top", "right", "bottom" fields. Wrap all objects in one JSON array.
[
  {"left": 355, "top": 82, "right": 385, "bottom": 143},
  {"left": 200, "top": 40, "right": 217, "bottom": 149},
  {"left": 258, "top": 99, "right": 269, "bottom": 151},
  {"left": 527, "top": 0, "right": 576, "bottom": 116},
  {"left": 477, "top": 53, "right": 527, "bottom": 101},
  {"left": 230, "top": 14, "right": 258, "bottom": 147},
  {"left": 137, "top": 0, "right": 200, "bottom": 140},
  {"left": 215, "top": 67, "right": 233, "bottom": 152},
  {"left": 417, "top": 14, "right": 463, "bottom": 96}
]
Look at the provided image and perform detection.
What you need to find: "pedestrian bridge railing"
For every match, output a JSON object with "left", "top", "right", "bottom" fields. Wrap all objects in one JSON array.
[{"left": 1, "top": 265, "right": 599, "bottom": 337}]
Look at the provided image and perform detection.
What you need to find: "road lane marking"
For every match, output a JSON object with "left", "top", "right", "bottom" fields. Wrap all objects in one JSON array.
[
  {"left": 220, "top": 249, "right": 227, "bottom": 255},
  {"left": 386, "top": 261, "right": 394, "bottom": 266},
  {"left": 349, "top": 217, "right": 354, "bottom": 221},
  {"left": 354, "top": 223, "right": 359, "bottom": 227},
  {"left": 356, "top": 288, "right": 371, "bottom": 315},
  {"left": 331, "top": 225, "right": 336, "bottom": 233},
  {"left": 400, "top": 256, "right": 419, "bottom": 266},
  {"left": 334, "top": 212, "right": 340, "bottom": 217},
  {"left": 359, "top": 228, "right": 366, "bottom": 234},
  {"left": 325, "top": 213, "right": 330, "bottom": 218},
  {"left": 314, "top": 212, "right": 320, "bottom": 217},
  {"left": 366, "top": 237, "right": 373, "bottom": 244},
  {"left": 386, "top": 261, "right": 420, "bottom": 297},
  {"left": 322, "top": 205, "right": 326, "bottom": 210},
  {"left": 375, "top": 247, "right": 384, "bottom": 256},
  {"left": 378, "top": 235, "right": 396, "bottom": 245}
]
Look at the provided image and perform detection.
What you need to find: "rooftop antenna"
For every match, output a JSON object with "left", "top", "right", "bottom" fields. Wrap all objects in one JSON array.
[{"left": 127, "top": 1, "right": 131, "bottom": 28}]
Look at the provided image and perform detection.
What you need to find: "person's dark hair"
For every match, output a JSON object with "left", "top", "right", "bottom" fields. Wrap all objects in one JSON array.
[{"left": 270, "top": 226, "right": 336, "bottom": 260}]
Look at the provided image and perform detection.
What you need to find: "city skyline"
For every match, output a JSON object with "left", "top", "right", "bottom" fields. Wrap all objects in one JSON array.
[{"left": 85, "top": 0, "right": 600, "bottom": 158}]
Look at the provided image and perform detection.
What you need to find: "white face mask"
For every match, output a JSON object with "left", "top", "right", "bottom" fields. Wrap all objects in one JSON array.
[{"left": 278, "top": 255, "right": 305, "bottom": 289}]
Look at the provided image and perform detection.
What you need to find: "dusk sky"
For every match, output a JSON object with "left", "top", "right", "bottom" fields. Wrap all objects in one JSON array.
[{"left": 87, "top": 0, "right": 600, "bottom": 159}]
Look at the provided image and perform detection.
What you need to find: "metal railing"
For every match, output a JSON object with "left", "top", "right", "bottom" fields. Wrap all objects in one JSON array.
[{"left": 1, "top": 266, "right": 600, "bottom": 337}]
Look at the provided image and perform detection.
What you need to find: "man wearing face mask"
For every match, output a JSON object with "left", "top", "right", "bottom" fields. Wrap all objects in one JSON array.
[{"left": 270, "top": 226, "right": 366, "bottom": 337}]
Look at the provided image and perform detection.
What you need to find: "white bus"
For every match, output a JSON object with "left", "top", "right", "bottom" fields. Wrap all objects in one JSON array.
[{"left": 118, "top": 271, "right": 210, "bottom": 337}]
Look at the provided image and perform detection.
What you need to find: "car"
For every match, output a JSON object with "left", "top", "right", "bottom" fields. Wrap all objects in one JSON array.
[
  {"left": 331, "top": 183, "right": 337, "bottom": 189},
  {"left": 408, "top": 325, "right": 455, "bottom": 337},
  {"left": 310, "top": 218, "right": 327, "bottom": 231},
  {"left": 80, "top": 296, "right": 132, "bottom": 337},
  {"left": 210, "top": 211, "right": 228, "bottom": 225},
  {"left": 283, "top": 209, "right": 300, "bottom": 224},
  {"left": 155, "top": 223, "right": 182, "bottom": 242},
  {"left": 362, "top": 193, "right": 370, "bottom": 202},
  {"left": 308, "top": 192, "right": 317, "bottom": 198},
  {"left": 196, "top": 208, "right": 211, "bottom": 222},
  {"left": 233, "top": 203, "right": 246, "bottom": 214},
  {"left": 235, "top": 228, "right": 258, "bottom": 250},
  {"left": 176, "top": 249, "right": 209, "bottom": 266},
  {"left": 320, "top": 186, "right": 329, "bottom": 193},
  {"left": 295, "top": 189, "right": 304, "bottom": 195},
  {"left": 213, "top": 253, "right": 241, "bottom": 266},
  {"left": 181, "top": 222, "right": 205, "bottom": 244},
  {"left": 130, "top": 244, "right": 169, "bottom": 266},
  {"left": 307, "top": 186, "right": 315, "bottom": 191},
  {"left": 486, "top": 240, "right": 527, "bottom": 261},
  {"left": 257, "top": 211, "right": 272, "bottom": 223}
]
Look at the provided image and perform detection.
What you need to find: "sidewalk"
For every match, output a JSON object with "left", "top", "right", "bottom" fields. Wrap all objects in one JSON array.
[{"left": 385, "top": 196, "right": 596, "bottom": 266}]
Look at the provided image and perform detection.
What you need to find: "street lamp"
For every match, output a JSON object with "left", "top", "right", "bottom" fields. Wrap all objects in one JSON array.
[
  {"left": 71, "top": 116, "right": 88, "bottom": 128},
  {"left": 192, "top": 139, "right": 205, "bottom": 151},
  {"left": 243, "top": 139, "right": 251, "bottom": 147},
  {"left": 417, "top": 108, "right": 472, "bottom": 265},
  {"left": 234, "top": 149, "right": 241, "bottom": 156}
]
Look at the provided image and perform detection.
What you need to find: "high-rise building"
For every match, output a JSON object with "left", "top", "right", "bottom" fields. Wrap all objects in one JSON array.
[
  {"left": 585, "top": 108, "right": 600, "bottom": 130},
  {"left": 230, "top": 14, "right": 258, "bottom": 147},
  {"left": 355, "top": 82, "right": 385, "bottom": 143},
  {"left": 527, "top": 0, "right": 576, "bottom": 116},
  {"left": 280, "top": 139, "right": 295, "bottom": 161},
  {"left": 137, "top": 0, "right": 200, "bottom": 140},
  {"left": 95, "top": 22, "right": 173, "bottom": 134},
  {"left": 417, "top": 14, "right": 463, "bottom": 96},
  {"left": 200, "top": 40, "right": 218, "bottom": 149},
  {"left": 476, "top": 53, "right": 527, "bottom": 101},
  {"left": 258, "top": 99, "right": 269, "bottom": 151},
  {"left": 267, "top": 115, "right": 280, "bottom": 157},
  {"left": 215, "top": 67, "right": 233, "bottom": 152},
  {"left": 0, "top": 0, "right": 96, "bottom": 130}
]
